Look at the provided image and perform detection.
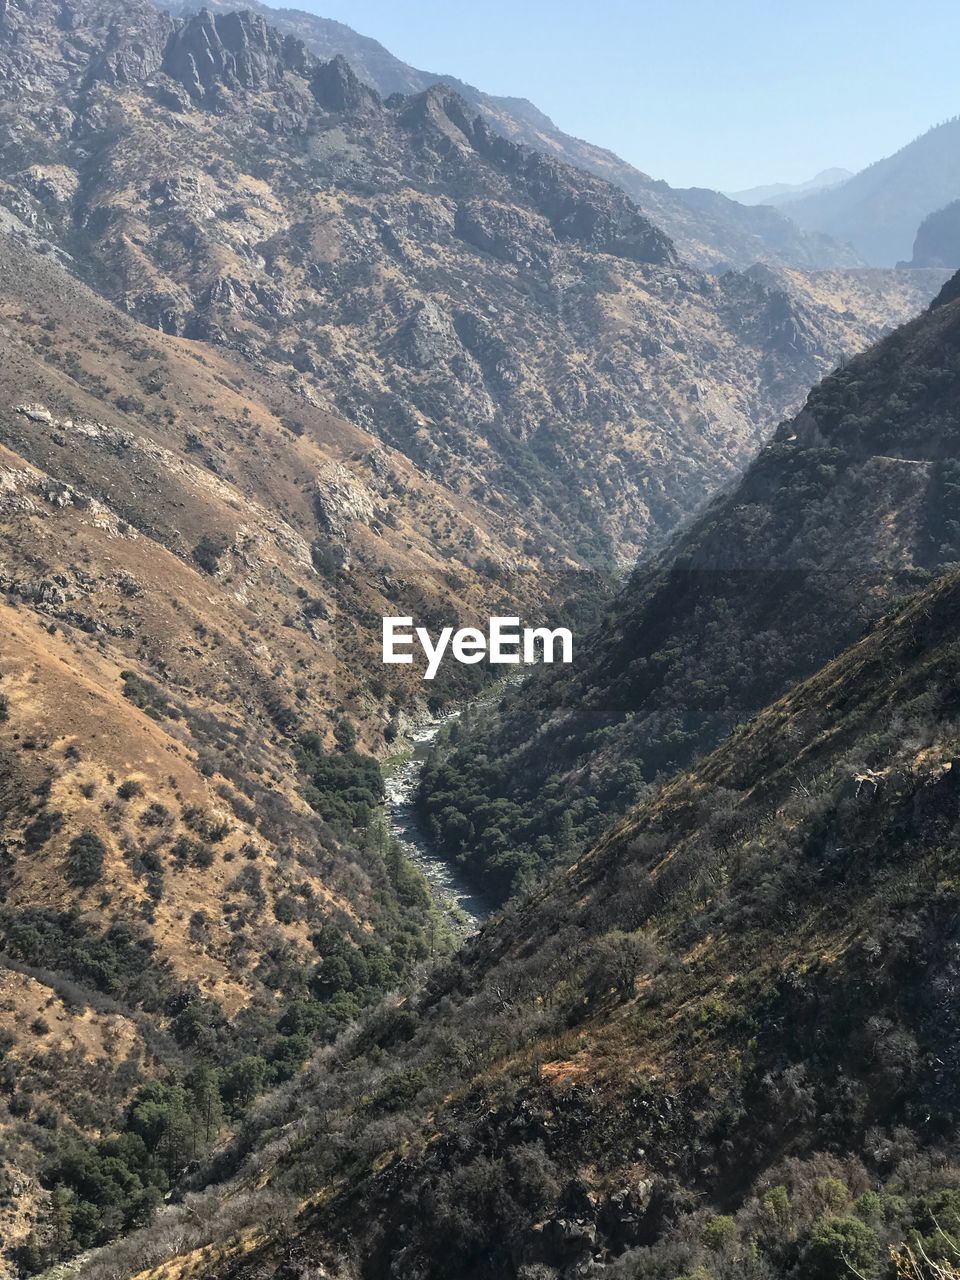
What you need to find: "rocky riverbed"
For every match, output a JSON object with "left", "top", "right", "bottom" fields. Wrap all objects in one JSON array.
[{"left": 384, "top": 715, "right": 491, "bottom": 933}]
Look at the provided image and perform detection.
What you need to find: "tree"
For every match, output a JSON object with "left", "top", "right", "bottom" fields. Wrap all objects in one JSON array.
[
  {"left": 586, "top": 929, "right": 659, "bottom": 999},
  {"left": 802, "top": 1216, "right": 881, "bottom": 1280},
  {"left": 220, "top": 1055, "right": 268, "bottom": 1111},
  {"left": 65, "top": 831, "right": 107, "bottom": 888},
  {"left": 185, "top": 1063, "right": 223, "bottom": 1149}
]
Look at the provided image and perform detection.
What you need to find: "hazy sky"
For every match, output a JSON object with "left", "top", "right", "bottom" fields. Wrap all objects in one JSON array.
[{"left": 261, "top": 0, "right": 960, "bottom": 191}]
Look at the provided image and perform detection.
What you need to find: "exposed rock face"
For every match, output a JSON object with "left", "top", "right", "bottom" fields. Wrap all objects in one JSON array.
[
  {"left": 311, "top": 52, "right": 380, "bottom": 113},
  {"left": 161, "top": 8, "right": 311, "bottom": 101},
  {"left": 163, "top": 0, "right": 864, "bottom": 270},
  {"left": 83, "top": 7, "right": 173, "bottom": 86},
  {"left": 454, "top": 198, "right": 557, "bottom": 268},
  {"left": 314, "top": 460, "right": 376, "bottom": 534},
  {"left": 0, "top": 0, "right": 942, "bottom": 570},
  {"left": 422, "top": 105, "right": 677, "bottom": 266}
]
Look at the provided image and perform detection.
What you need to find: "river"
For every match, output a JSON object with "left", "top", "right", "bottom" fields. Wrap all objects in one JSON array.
[{"left": 383, "top": 713, "right": 492, "bottom": 933}]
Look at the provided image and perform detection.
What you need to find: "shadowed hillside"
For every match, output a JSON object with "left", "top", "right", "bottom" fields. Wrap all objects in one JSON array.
[
  {"left": 788, "top": 117, "right": 960, "bottom": 265},
  {"left": 418, "top": 269, "right": 960, "bottom": 901}
]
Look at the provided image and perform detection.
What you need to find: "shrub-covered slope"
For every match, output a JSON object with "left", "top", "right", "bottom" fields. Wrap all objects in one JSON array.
[
  {"left": 75, "top": 567, "right": 960, "bottom": 1280},
  {"left": 418, "top": 269, "right": 960, "bottom": 901},
  {"left": 0, "top": 211, "right": 536, "bottom": 1269}
]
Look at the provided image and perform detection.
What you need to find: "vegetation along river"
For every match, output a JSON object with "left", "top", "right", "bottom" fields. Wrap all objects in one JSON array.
[{"left": 384, "top": 713, "right": 492, "bottom": 933}]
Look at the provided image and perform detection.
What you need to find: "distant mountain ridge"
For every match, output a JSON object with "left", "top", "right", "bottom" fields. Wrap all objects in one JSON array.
[
  {"left": 787, "top": 116, "right": 960, "bottom": 264},
  {"left": 1, "top": 0, "right": 932, "bottom": 582},
  {"left": 728, "top": 166, "right": 852, "bottom": 206},
  {"left": 160, "top": 0, "right": 862, "bottom": 271}
]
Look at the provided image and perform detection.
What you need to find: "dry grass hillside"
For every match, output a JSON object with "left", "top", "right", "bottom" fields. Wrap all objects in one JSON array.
[{"left": 0, "top": 218, "right": 558, "bottom": 1270}]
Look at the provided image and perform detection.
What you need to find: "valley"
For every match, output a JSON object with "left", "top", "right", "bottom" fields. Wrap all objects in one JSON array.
[{"left": 0, "top": 0, "right": 957, "bottom": 1277}]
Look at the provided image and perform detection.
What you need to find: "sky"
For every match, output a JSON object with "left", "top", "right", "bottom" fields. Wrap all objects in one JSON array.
[{"left": 259, "top": 0, "right": 960, "bottom": 191}]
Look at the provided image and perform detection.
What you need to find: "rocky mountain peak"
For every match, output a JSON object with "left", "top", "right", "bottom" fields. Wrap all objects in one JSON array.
[
  {"left": 399, "top": 81, "right": 477, "bottom": 142},
  {"left": 161, "top": 7, "right": 311, "bottom": 101},
  {"left": 311, "top": 51, "right": 380, "bottom": 113}
]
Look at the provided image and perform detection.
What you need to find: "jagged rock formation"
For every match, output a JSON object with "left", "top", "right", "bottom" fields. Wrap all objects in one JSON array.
[
  {"left": 0, "top": 0, "right": 943, "bottom": 569},
  {"left": 159, "top": 8, "right": 313, "bottom": 100},
  {"left": 163, "top": 0, "right": 864, "bottom": 271}
]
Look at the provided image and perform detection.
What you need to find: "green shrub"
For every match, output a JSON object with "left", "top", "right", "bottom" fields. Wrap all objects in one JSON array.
[
  {"left": 296, "top": 732, "right": 382, "bottom": 829},
  {"left": 65, "top": 831, "right": 107, "bottom": 888},
  {"left": 120, "top": 671, "right": 177, "bottom": 720},
  {"left": 802, "top": 1216, "right": 881, "bottom": 1280},
  {"left": 702, "top": 1214, "right": 738, "bottom": 1252},
  {"left": 192, "top": 532, "right": 230, "bottom": 576}
]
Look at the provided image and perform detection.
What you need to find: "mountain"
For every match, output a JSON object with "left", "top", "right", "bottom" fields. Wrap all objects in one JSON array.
[
  {"left": 787, "top": 117, "right": 960, "bottom": 265},
  {"left": 417, "top": 269, "right": 960, "bottom": 902},
  {"left": 0, "top": 0, "right": 939, "bottom": 576},
  {"left": 0, "top": 0, "right": 953, "bottom": 1269},
  {"left": 69, "top": 556, "right": 960, "bottom": 1280},
  {"left": 727, "top": 167, "right": 853, "bottom": 207},
  {"left": 0, "top": 208, "right": 558, "bottom": 1267},
  {"left": 906, "top": 199, "right": 960, "bottom": 268},
  {"left": 159, "top": 0, "right": 863, "bottom": 272}
]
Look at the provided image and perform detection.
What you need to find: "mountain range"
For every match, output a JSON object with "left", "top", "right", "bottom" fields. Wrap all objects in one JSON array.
[
  {"left": 1, "top": 0, "right": 938, "bottom": 577},
  {"left": 160, "top": 0, "right": 864, "bottom": 273},
  {"left": 158, "top": 2, "right": 960, "bottom": 275},
  {"left": 727, "top": 167, "right": 853, "bottom": 207},
  {"left": 786, "top": 117, "right": 960, "bottom": 265},
  {"left": 0, "top": 0, "right": 958, "bottom": 1276},
  {"left": 63, "top": 270, "right": 960, "bottom": 1280}
]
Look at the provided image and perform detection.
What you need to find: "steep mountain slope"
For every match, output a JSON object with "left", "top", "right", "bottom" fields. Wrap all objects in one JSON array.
[
  {"left": 728, "top": 167, "right": 853, "bottom": 206},
  {"left": 0, "top": 211, "right": 563, "bottom": 1267},
  {"left": 788, "top": 117, "right": 960, "bottom": 265},
  {"left": 73, "top": 566, "right": 960, "bottom": 1280},
  {"left": 0, "top": 0, "right": 939, "bottom": 570},
  {"left": 907, "top": 199, "right": 960, "bottom": 268},
  {"left": 160, "top": 0, "right": 861, "bottom": 271},
  {"left": 0, "top": 2, "right": 953, "bottom": 1269},
  {"left": 418, "top": 269, "right": 960, "bottom": 901}
]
